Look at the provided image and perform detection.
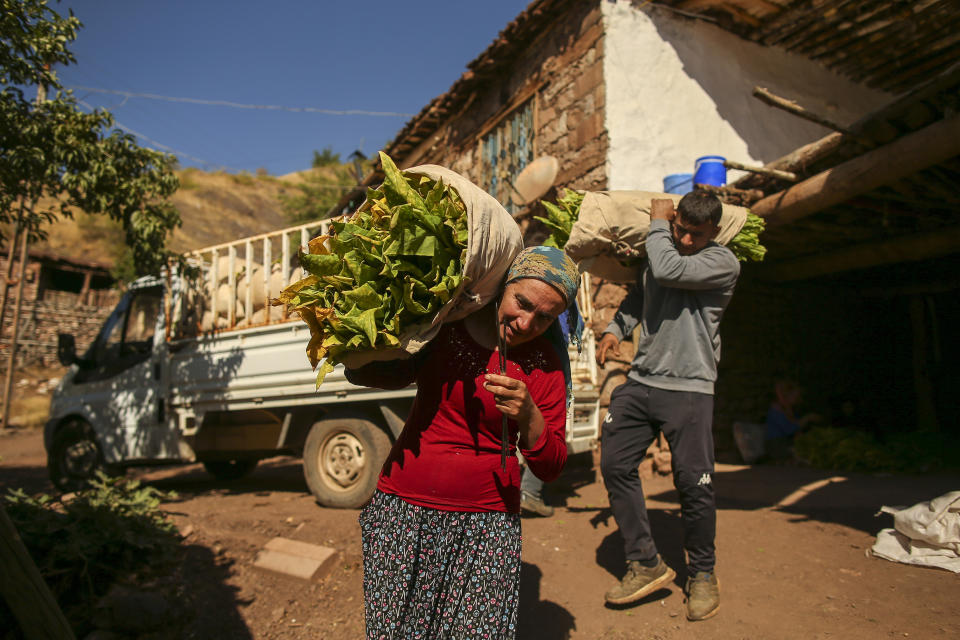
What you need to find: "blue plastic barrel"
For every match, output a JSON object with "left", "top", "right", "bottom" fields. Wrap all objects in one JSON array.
[
  {"left": 693, "top": 155, "right": 727, "bottom": 187},
  {"left": 663, "top": 173, "right": 693, "bottom": 195}
]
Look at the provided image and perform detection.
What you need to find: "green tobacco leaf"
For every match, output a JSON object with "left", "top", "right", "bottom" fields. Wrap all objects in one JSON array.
[
  {"left": 322, "top": 333, "right": 344, "bottom": 348},
  {"left": 380, "top": 332, "right": 400, "bottom": 347},
  {"left": 402, "top": 279, "right": 430, "bottom": 315},
  {"left": 343, "top": 283, "right": 382, "bottom": 309},
  {"left": 379, "top": 151, "right": 427, "bottom": 212},
  {"left": 345, "top": 334, "right": 365, "bottom": 349},
  {"left": 321, "top": 274, "right": 354, "bottom": 288},
  {"left": 299, "top": 251, "right": 341, "bottom": 277},
  {"left": 315, "top": 360, "right": 336, "bottom": 387},
  {"left": 424, "top": 178, "right": 445, "bottom": 209},
  {"left": 339, "top": 307, "right": 379, "bottom": 347}
]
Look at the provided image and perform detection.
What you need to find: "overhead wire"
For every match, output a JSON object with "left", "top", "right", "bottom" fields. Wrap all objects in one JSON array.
[
  {"left": 67, "top": 86, "right": 417, "bottom": 117},
  {"left": 63, "top": 58, "right": 247, "bottom": 170},
  {"left": 75, "top": 99, "right": 238, "bottom": 171}
]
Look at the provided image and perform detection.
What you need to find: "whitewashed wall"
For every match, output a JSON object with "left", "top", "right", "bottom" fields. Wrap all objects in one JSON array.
[{"left": 602, "top": 1, "right": 891, "bottom": 191}]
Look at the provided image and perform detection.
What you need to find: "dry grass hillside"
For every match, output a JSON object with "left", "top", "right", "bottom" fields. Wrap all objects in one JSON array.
[{"left": 31, "top": 167, "right": 341, "bottom": 269}]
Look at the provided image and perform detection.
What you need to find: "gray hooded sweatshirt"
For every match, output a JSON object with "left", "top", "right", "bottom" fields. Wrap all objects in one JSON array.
[{"left": 603, "top": 219, "right": 740, "bottom": 395}]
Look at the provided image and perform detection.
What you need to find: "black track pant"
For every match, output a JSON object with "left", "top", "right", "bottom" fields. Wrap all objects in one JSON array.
[{"left": 600, "top": 380, "right": 717, "bottom": 574}]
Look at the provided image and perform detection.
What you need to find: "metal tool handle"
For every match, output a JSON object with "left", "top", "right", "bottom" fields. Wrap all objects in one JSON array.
[{"left": 495, "top": 301, "right": 508, "bottom": 472}]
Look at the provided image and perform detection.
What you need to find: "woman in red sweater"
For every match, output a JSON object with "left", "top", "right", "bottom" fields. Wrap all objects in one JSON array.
[{"left": 346, "top": 246, "right": 580, "bottom": 639}]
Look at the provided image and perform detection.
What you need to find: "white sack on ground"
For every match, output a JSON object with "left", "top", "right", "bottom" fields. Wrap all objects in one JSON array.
[
  {"left": 871, "top": 490, "right": 960, "bottom": 573},
  {"left": 338, "top": 163, "right": 522, "bottom": 369},
  {"left": 565, "top": 190, "right": 748, "bottom": 282}
]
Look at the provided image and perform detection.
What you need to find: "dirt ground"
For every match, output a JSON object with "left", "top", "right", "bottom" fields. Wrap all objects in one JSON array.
[{"left": 2, "top": 427, "right": 958, "bottom": 640}]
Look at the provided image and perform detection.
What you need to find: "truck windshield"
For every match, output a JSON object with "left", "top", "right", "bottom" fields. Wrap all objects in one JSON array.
[
  {"left": 88, "top": 294, "right": 131, "bottom": 361},
  {"left": 85, "top": 285, "right": 163, "bottom": 364}
]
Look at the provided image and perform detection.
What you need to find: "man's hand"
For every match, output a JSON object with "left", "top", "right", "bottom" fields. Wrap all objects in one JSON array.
[
  {"left": 596, "top": 332, "right": 621, "bottom": 366},
  {"left": 650, "top": 198, "right": 676, "bottom": 222}
]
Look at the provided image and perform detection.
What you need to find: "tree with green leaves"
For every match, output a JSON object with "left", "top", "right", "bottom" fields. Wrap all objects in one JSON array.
[
  {"left": 2, "top": 0, "right": 183, "bottom": 430},
  {"left": 1, "top": 0, "right": 181, "bottom": 277}
]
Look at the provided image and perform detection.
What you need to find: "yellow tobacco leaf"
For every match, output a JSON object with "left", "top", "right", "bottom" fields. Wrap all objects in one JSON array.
[
  {"left": 271, "top": 275, "right": 320, "bottom": 306},
  {"left": 306, "top": 332, "right": 328, "bottom": 369},
  {"left": 308, "top": 235, "right": 331, "bottom": 255}
]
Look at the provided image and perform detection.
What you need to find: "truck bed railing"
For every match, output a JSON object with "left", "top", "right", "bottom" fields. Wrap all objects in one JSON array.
[{"left": 173, "top": 220, "right": 330, "bottom": 337}]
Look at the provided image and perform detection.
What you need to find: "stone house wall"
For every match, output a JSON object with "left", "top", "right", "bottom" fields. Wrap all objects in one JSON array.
[
  {"left": 0, "top": 253, "right": 119, "bottom": 371},
  {"left": 0, "top": 293, "right": 116, "bottom": 370}
]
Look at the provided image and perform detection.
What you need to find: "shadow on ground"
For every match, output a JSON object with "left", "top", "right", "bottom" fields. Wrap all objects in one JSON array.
[
  {"left": 174, "top": 543, "right": 254, "bottom": 640},
  {"left": 139, "top": 456, "right": 310, "bottom": 498},
  {"left": 518, "top": 561, "right": 576, "bottom": 640},
  {"left": 647, "top": 463, "right": 960, "bottom": 537}
]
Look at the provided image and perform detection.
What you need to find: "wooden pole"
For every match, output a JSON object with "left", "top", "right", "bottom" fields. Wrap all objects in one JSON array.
[
  {"left": 0, "top": 220, "right": 22, "bottom": 347},
  {"left": 752, "top": 87, "right": 856, "bottom": 136},
  {"left": 723, "top": 160, "right": 798, "bottom": 182},
  {"left": 0, "top": 504, "right": 77, "bottom": 639},
  {"left": 752, "top": 114, "right": 960, "bottom": 229},
  {"left": 1, "top": 224, "right": 29, "bottom": 429},
  {"left": 2, "top": 81, "right": 47, "bottom": 429}
]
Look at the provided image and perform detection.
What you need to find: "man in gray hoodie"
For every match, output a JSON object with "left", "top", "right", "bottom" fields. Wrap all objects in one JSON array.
[{"left": 597, "top": 190, "right": 739, "bottom": 621}]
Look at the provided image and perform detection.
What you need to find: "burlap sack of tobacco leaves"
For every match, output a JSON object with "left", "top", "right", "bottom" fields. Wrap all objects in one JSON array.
[
  {"left": 272, "top": 152, "right": 522, "bottom": 385},
  {"left": 564, "top": 191, "right": 750, "bottom": 283}
]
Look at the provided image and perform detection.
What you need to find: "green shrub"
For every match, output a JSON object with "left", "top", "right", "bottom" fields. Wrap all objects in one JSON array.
[
  {"left": 794, "top": 426, "right": 960, "bottom": 473},
  {"left": 1, "top": 472, "right": 181, "bottom": 633},
  {"left": 229, "top": 171, "right": 255, "bottom": 186}
]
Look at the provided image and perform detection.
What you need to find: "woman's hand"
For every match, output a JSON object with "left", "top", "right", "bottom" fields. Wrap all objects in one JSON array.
[{"left": 483, "top": 373, "right": 538, "bottom": 425}]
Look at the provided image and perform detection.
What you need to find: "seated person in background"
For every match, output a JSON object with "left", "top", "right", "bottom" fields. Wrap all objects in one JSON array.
[{"left": 765, "top": 379, "right": 820, "bottom": 459}]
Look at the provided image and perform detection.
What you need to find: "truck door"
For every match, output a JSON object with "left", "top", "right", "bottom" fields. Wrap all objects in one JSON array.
[{"left": 74, "top": 284, "right": 177, "bottom": 463}]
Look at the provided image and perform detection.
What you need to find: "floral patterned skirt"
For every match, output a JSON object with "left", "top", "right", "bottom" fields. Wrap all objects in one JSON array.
[{"left": 359, "top": 490, "right": 522, "bottom": 640}]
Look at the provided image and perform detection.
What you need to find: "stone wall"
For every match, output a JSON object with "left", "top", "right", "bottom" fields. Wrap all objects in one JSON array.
[{"left": 0, "top": 291, "right": 117, "bottom": 370}]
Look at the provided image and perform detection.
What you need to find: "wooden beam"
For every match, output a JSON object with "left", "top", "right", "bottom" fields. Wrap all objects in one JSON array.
[
  {"left": 734, "top": 61, "right": 960, "bottom": 191},
  {"left": 762, "top": 226, "right": 960, "bottom": 282},
  {"left": 730, "top": 132, "right": 847, "bottom": 188},
  {"left": 752, "top": 114, "right": 960, "bottom": 228},
  {"left": 0, "top": 505, "right": 77, "bottom": 639}
]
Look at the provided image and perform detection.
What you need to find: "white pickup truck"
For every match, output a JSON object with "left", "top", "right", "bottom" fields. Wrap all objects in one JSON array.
[{"left": 46, "top": 220, "right": 601, "bottom": 508}]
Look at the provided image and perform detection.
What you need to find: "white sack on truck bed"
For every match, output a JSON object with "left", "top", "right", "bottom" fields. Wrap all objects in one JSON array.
[{"left": 564, "top": 190, "right": 749, "bottom": 283}]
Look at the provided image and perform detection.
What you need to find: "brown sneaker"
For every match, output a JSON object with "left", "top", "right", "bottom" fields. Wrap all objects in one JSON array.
[
  {"left": 604, "top": 556, "right": 676, "bottom": 605},
  {"left": 520, "top": 491, "right": 554, "bottom": 517},
  {"left": 685, "top": 571, "right": 720, "bottom": 621}
]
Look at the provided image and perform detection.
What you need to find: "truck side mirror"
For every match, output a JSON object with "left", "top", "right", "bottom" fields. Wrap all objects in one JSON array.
[{"left": 57, "top": 333, "right": 78, "bottom": 367}]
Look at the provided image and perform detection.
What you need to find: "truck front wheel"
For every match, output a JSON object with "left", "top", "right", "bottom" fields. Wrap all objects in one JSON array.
[
  {"left": 48, "top": 419, "right": 117, "bottom": 492},
  {"left": 302, "top": 417, "right": 390, "bottom": 509}
]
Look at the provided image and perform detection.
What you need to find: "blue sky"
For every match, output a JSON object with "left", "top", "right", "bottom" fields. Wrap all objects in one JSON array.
[{"left": 56, "top": 1, "right": 533, "bottom": 176}]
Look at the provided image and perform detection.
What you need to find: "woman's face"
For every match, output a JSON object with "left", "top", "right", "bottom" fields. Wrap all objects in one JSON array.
[{"left": 497, "top": 278, "right": 566, "bottom": 347}]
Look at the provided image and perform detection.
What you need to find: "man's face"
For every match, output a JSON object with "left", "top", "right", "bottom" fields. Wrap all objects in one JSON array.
[{"left": 670, "top": 214, "right": 719, "bottom": 255}]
